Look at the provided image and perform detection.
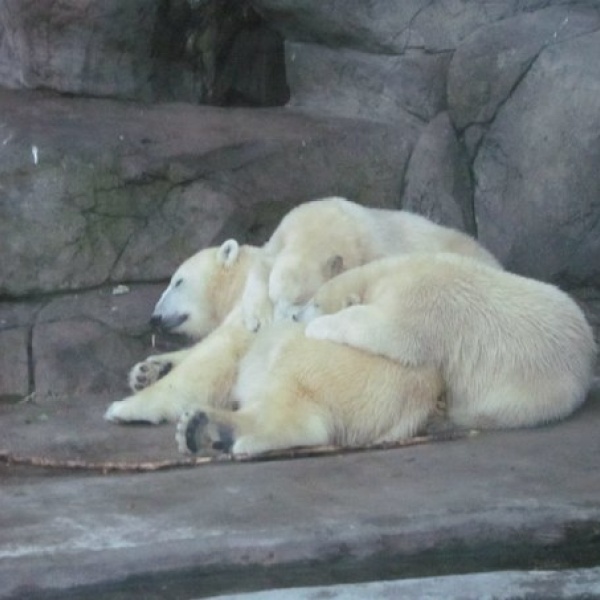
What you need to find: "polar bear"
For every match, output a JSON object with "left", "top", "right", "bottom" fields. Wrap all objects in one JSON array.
[
  {"left": 242, "top": 196, "right": 501, "bottom": 330},
  {"left": 104, "top": 239, "right": 444, "bottom": 453},
  {"left": 177, "top": 322, "right": 444, "bottom": 456},
  {"left": 104, "top": 239, "right": 260, "bottom": 424},
  {"left": 302, "top": 253, "right": 596, "bottom": 430}
]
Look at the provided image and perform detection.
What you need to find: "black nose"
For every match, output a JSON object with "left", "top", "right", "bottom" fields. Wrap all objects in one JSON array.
[{"left": 149, "top": 315, "right": 162, "bottom": 330}]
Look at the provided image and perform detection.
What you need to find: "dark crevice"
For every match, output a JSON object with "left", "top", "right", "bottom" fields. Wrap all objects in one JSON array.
[{"left": 26, "top": 325, "right": 35, "bottom": 397}]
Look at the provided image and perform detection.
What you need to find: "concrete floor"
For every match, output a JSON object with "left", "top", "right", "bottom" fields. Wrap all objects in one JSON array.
[{"left": 1, "top": 380, "right": 599, "bottom": 599}]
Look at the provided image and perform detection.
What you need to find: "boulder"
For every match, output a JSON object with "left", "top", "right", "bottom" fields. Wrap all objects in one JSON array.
[
  {"left": 471, "top": 28, "right": 600, "bottom": 286},
  {"left": 0, "top": 89, "right": 420, "bottom": 298},
  {"left": 402, "top": 112, "right": 474, "bottom": 233},
  {"left": 251, "top": 0, "right": 583, "bottom": 52},
  {"left": 0, "top": 284, "right": 166, "bottom": 401},
  {"left": 0, "top": 0, "right": 288, "bottom": 105},
  {"left": 448, "top": 6, "right": 600, "bottom": 138},
  {"left": 285, "top": 41, "right": 449, "bottom": 123}
]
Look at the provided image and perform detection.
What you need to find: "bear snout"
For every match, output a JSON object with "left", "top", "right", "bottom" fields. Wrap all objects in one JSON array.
[{"left": 149, "top": 313, "right": 188, "bottom": 332}]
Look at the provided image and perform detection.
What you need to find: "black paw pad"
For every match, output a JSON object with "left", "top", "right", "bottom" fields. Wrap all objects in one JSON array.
[
  {"left": 212, "top": 424, "right": 234, "bottom": 453},
  {"left": 185, "top": 411, "right": 208, "bottom": 454},
  {"left": 157, "top": 362, "right": 172, "bottom": 379}
]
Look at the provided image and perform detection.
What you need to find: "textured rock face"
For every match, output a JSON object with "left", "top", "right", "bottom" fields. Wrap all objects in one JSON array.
[
  {"left": 0, "top": 0, "right": 288, "bottom": 105},
  {"left": 251, "top": 0, "right": 588, "bottom": 52},
  {"left": 1, "top": 0, "right": 599, "bottom": 401},
  {"left": 0, "top": 89, "right": 417, "bottom": 298},
  {"left": 468, "top": 25, "right": 600, "bottom": 285}
]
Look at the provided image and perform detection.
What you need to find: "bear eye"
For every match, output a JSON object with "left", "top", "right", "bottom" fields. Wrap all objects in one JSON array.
[{"left": 174, "top": 278, "right": 183, "bottom": 288}]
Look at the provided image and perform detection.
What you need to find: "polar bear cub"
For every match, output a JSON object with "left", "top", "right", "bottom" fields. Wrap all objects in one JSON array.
[
  {"left": 104, "top": 240, "right": 260, "bottom": 424},
  {"left": 242, "top": 197, "right": 501, "bottom": 330},
  {"left": 177, "top": 322, "right": 444, "bottom": 456},
  {"left": 303, "top": 254, "right": 596, "bottom": 430}
]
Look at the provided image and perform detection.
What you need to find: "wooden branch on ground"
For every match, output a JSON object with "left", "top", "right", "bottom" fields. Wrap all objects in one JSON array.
[{"left": 0, "top": 429, "right": 477, "bottom": 474}]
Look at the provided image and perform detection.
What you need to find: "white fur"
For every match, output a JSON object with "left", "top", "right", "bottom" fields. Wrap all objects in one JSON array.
[
  {"left": 104, "top": 239, "right": 443, "bottom": 454},
  {"left": 193, "top": 322, "right": 443, "bottom": 455},
  {"left": 242, "top": 197, "right": 501, "bottom": 330},
  {"left": 305, "top": 253, "right": 596, "bottom": 429}
]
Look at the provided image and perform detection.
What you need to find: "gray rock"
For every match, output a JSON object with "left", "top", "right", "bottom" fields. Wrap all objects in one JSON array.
[
  {"left": 0, "top": 302, "right": 43, "bottom": 401},
  {"left": 0, "top": 89, "right": 419, "bottom": 297},
  {"left": 448, "top": 6, "right": 600, "bottom": 133},
  {"left": 402, "top": 112, "right": 474, "bottom": 234},
  {"left": 474, "top": 29, "right": 600, "bottom": 286},
  {"left": 251, "top": 0, "right": 587, "bottom": 53},
  {"left": 286, "top": 41, "right": 449, "bottom": 123},
  {"left": 0, "top": 0, "right": 287, "bottom": 105},
  {"left": 32, "top": 284, "right": 166, "bottom": 399},
  {"left": 0, "top": 328, "right": 30, "bottom": 401}
]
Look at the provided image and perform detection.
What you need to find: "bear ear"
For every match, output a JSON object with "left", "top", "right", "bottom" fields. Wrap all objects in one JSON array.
[
  {"left": 345, "top": 293, "right": 361, "bottom": 308},
  {"left": 325, "top": 254, "right": 344, "bottom": 277},
  {"left": 217, "top": 239, "right": 240, "bottom": 266}
]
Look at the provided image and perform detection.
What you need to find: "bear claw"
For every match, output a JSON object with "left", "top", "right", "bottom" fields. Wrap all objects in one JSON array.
[
  {"left": 128, "top": 359, "right": 172, "bottom": 392},
  {"left": 175, "top": 411, "right": 234, "bottom": 455}
]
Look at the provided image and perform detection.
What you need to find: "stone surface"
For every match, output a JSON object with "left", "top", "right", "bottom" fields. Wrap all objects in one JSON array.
[
  {"left": 1, "top": 381, "right": 599, "bottom": 598},
  {"left": 0, "top": 89, "right": 418, "bottom": 298},
  {"left": 0, "top": 0, "right": 288, "bottom": 106},
  {"left": 402, "top": 112, "right": 474, "bottom": 233},
  {"left": 448, "top": 6, "right": 600, "bottom": 133},
  {"left": 251, "top": 0, "right": 592, "bottom": 53},
  {"left": 473, "top": 28, "right": 600, "bottom": 286},
  {"left": 209, "top": 567, "right": 600, "bottom": 600},
  {"left": 0, "top": 328, "right": 30, "bottom": 401},
  {"left": 285, "top": 41, "right": 449, "bottom": 123},
  {"left": 0, "top": 284, "right": 168, "bottom": 401}
]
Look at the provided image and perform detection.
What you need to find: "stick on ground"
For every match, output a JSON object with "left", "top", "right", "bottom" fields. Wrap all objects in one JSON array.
[{"left": 0, "top": 429, "right": 477, "bottom": 474}]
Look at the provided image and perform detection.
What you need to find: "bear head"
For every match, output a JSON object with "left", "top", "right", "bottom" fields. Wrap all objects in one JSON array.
[
  {"left": 269, "top": 253, "right": 344, "bottom": 321},
  {"left": 150, "top": 239, "right": 254, "bottom": 339}
]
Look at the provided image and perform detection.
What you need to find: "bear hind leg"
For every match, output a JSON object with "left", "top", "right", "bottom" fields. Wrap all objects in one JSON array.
[{"left": 177, "top": 403, "right": 330, "bottom": 457}]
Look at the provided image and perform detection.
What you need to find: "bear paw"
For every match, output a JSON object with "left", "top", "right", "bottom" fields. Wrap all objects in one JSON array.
[
  {"left": 175, "top": 411, "right": 234, "bottom": 455},
  {"left": 104, "top": 397, "right": 165, "bottom": 425},
  {"left": 128, "top": 358, "right": 173, "bottom": 392},
  {"left": 243, "top": 307, "right": 273, "bottom": 333},
  {"left": 305, "top": 314, "right": 346, "bottom": 343}
]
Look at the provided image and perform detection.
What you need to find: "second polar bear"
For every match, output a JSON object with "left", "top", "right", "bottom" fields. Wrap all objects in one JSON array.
[
  {"left": 242, "top": 196, "right": 501, "bottom": 330},
  {"left": 303, "top": 253, "right": 596, "bottom": 430},
  {"left": 177, "top": 322, "right": 444, "bottom": 456}
]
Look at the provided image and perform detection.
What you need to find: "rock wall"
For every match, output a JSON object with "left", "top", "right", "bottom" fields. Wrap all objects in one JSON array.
[{"left": 1, "top": 0, "right": 598, "bottom": 401}]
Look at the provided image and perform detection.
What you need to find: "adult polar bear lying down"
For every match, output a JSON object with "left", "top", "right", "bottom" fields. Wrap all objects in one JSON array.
[
  {"left": 302, "top": 254, "right": 597, "bottom": 430},
  {"left": 105, "top": 198, "right": 499, "bottom": 427},
  {"left": 242, "top": 196, "right": 501, "bottom": 330},
  {"left": 104, "top": 239, "right": 444, "bottom": 453}
]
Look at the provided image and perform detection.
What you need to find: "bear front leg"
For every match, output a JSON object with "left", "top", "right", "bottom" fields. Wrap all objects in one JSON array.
[
  {"left": 305, "top": 304, "right": 426, "bottom": 366},
  {"left": 241, "top": 257, "right": 274, "bottom": 332},
  {"left": 105, "top": 319, "right": 253, "bottom": 424},
  {"left": 128, "top": 348, "right": 195, "bottom": 392}
]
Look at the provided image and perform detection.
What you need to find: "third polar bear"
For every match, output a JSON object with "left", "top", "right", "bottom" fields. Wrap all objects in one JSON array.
[
  {"left": 242, "top": 197, "right": 500, "bottom": 329},
  {"left": 303, "top": 254, "right": 596, "bottom": 430}
]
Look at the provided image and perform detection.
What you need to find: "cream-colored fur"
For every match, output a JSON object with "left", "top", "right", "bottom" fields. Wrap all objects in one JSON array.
[
  {"left": 104, "top": 240, "right": 258, "bottom": 424},
  {"left": 242, "top": 197, "right": 501, "bottom": 330},
  {"left": 104, "top": 239, "right": 443, "bottom": 453},
  {"left": 304, "top": 253, "right": 596, "bottom": 429},
  {"left": 180, "top": 322, "right": 443, "bottom": 456}
]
